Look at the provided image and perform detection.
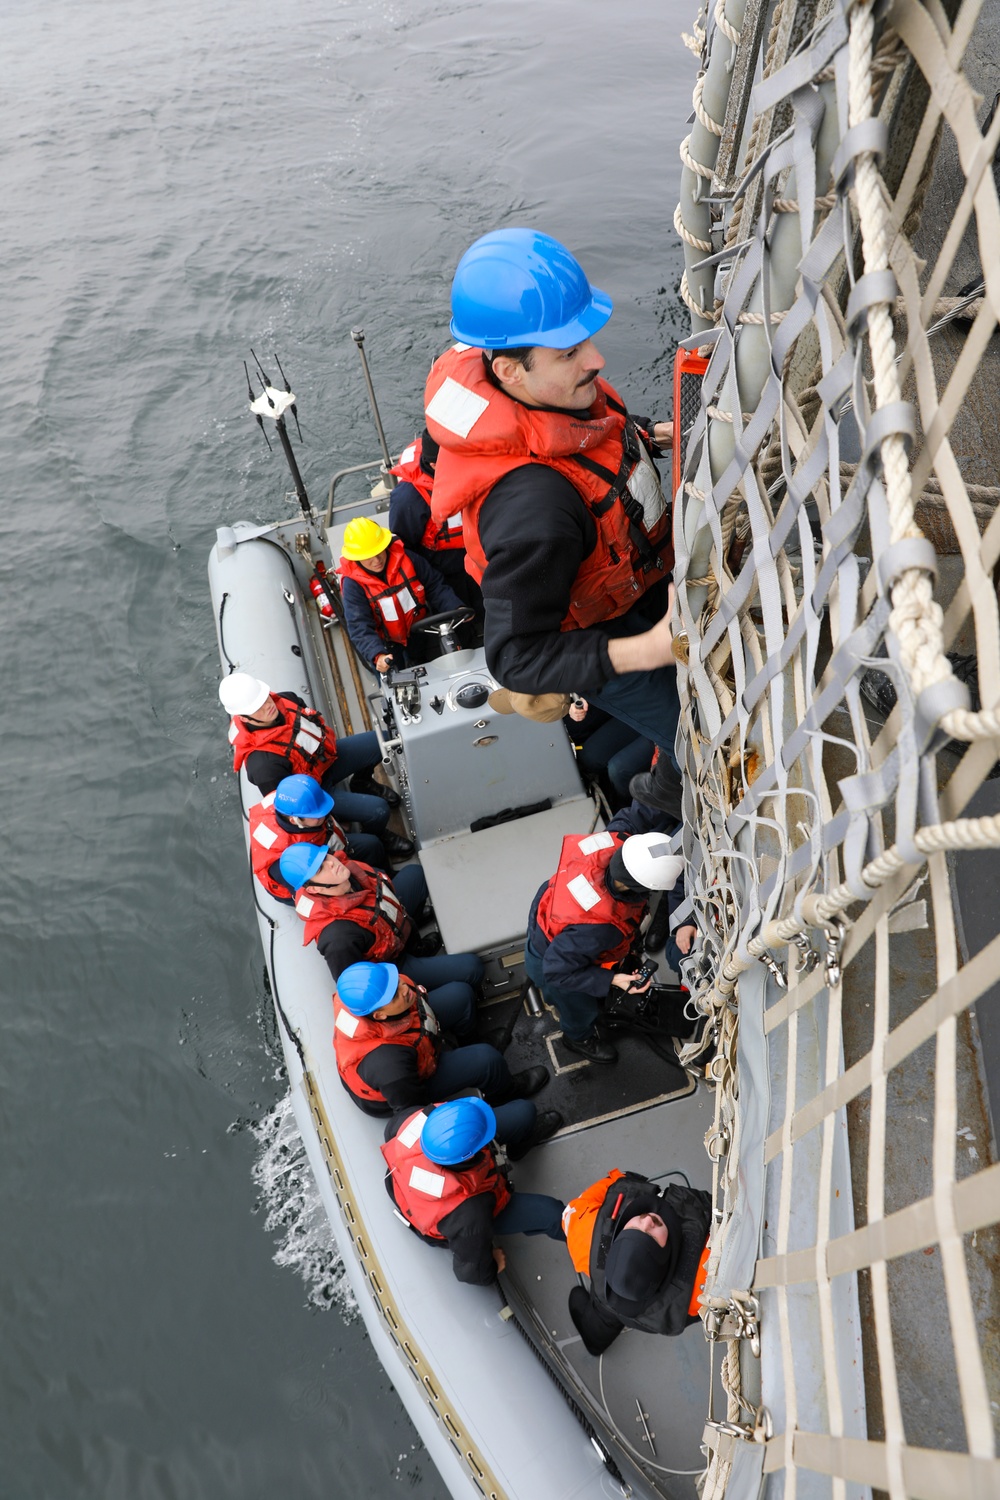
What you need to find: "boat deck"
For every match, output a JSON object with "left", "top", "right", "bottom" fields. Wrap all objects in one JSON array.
[{"left": 501, "top": 1062, "right": 722, "bottom": 1500}]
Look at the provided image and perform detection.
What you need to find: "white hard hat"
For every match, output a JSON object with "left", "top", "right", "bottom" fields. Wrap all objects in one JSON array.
[
  {"left": 219, "top": 672, "right": 270, "bottom": 716},
  {"left": 620, "top": 834, "right": 684, "bottom": 892}
]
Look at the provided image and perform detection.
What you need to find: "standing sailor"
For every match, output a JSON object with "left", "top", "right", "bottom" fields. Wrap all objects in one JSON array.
[
  {"left": 382, "top": 1098, "right": 565, "bottom": 1285},
  {"left": 560, "top": 1168, "right": 712, "bottom": 1354},
  {"left": 524, "top": 818, "right": 684, "bottom": 1063},
  {"left": 387, "top": 429, "right": 483, "bottom": 614},
  {"left": 424, "top": 227, "right": 680, "bottom": 774}
]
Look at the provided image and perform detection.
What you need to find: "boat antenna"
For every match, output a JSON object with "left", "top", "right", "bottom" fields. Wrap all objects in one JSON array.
[
  {"left": 246, "top": 349, "right": 312, "bottom": 519},
  {"left": 350, "top": 327, "right": 396, "bottom": 487},
  {"left": 245, "top": 360, "right": 273, "bottom": 451},
  {"left": 273, "top": 352, "right": 303, "bottom": 441}
]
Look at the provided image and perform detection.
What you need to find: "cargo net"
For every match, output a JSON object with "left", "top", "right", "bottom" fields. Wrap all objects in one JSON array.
[{"left": 671, "top": 0, "right": 1000, "bottom": 1493}]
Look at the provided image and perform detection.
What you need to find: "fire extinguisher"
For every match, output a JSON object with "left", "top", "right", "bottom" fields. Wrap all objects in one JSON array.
[{"left": 309, "top": 560, "right": 335, "bottom": 619}]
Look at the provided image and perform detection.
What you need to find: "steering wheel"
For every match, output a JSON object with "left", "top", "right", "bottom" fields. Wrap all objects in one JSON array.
[
  {"left": 409, "top": 607, "right": 476, "bottom": 655},
  {"left": 409, "top": 607, "right": 476, "bottom": 638}
]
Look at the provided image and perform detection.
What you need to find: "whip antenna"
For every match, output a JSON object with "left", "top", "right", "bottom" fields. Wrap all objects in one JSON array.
[{"left": 351, "top": 327, "right": 396, "bottom": 486}]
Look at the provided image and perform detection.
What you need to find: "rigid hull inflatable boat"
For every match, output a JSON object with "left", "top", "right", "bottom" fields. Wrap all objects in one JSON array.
[{"left": 208, "top": 393, "right": 723, "bottom": 1500}]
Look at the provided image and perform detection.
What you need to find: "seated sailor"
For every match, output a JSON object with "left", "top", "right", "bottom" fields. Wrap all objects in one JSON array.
[
  {"left": 338, "top": 516, "right": 465, "bottom": 675},
  {"left": 524, "top": 814, "right": 684, "bottom": 1064},
  {"left": 334, "top": 960, "right": 555, "bottom": 1120},
  {"left": 382, "top": 1098, "right": 565, "bottom": 1286},
  {"left": 562, "top": 1168, "right": 712, "bottom": 1355},
  {"left": 219, "top": 672, "right": 409, "bottom": 849},
  {"left": 387, "top": 430, "right": 484, "bottom": 615},
  {"left": 249, "top": 775, "right": 393, "bottom": 904},
  {"left": 279, "top": 841, "right": 483, "bottom": 992}
]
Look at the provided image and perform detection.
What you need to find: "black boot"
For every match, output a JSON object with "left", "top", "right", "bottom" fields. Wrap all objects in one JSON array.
[
  {"left": 506, "top": 1109, "right": 563, "bottom": 1161},
  {"left": 629, "top": 755, "right": 683, "bottom": 827},
  {"left": 381, "top": 831, "right": 415, "bottom": 861},
  {"left": 568, "top": 1286, "right": 624, "bottom": 1355},
  {"left": 490, "top": 1065, "right": 549, "bottom": 1105},
  {"left": 509, "top": 1065, "right": 550, "bottom": 1098},
  {"left": 406, "top": 930, "right": 442, "bottom": 958},
  {"left": 350, "top": 771, "right": 401, "bottom": 808},
  {"left": 562, "top": 1030, "right": 618, "bottom": 1064}
]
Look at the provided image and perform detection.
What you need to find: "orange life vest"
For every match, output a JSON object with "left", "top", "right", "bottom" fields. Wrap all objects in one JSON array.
[
  {"left": 338, "top": 539, "right": 428, "bottom": 646},
  {"left": 390, "top": 439, "right": 465, "bottom": 551},
  {"left": 424, "top": 345, "right": 672, "bottom": 628},
  {"left": 294, "top": 855, "right": 413, "bottom": 956},
  {"left": 687, "top": 1240, "right": 712, "bottom": 1318},
  {"left": 228, "top": 692, "right": 338, "bottom": 779},
  {"left": 381, "top": 1107, "right": 511, "bottom": 1239},
  {"left": 562, "top": 1169, "right": 707, "bottom": 1310},
  {"left": 390, "top": 440, "right": 434, "bottom": 503},
  {"left": 333, "top": 986, "right": 442, "bottom": 1105},
  {"left": 248, "top": 793, "right": 348, "bottom": 900},
  {"left": 562, "top": 1168, "right": 626, "bottom": 1274},
  {"left": 534, "top": 831, "right": 644, "bottom": 967}
]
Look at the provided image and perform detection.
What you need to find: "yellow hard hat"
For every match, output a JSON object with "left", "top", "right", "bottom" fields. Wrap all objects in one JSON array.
[{"left": 342, "top": 516, "right": 393, "bottom": 561}]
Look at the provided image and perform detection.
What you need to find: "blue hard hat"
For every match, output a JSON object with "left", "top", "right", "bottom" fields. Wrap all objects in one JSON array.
[
  {"left": 449, "top": 227, "right": 613, "bottom": 350},
  {"left": 336, "top": 962, "right": 400, "bottom": 1017},
  {"left": 278, "top": 841, "right": 329, "bottom": 891},
  {"left": 421, "top": 1098, "right": 497, "bottom": 1165},
  {"left": 273, "top": 774, "right": 334, "bottom": 820}
]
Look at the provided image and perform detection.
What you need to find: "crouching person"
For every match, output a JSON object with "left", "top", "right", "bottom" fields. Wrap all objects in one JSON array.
[
  {"left": 334, "top": 961, "right": 556, "bottom": 1120},
  {"left": 382, "top": 1099, "right": 565, "bottom": 1285},
  {"left": 562, "top": 1169, "right": 712, "bottom": 1355}
]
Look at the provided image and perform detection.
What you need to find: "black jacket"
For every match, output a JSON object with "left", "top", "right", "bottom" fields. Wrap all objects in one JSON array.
[
  {"left": 383, "top": 1111, "right": 503, "bottom": 1286},
  {"left": 590, "top": 1172, "right": 712, "bottom": 1337},
  {"left": 476, "top": 463, "right": 671, "bottom": 695},
  {"left": 242, "top": 691, "right": 312, "bottom": 796}
]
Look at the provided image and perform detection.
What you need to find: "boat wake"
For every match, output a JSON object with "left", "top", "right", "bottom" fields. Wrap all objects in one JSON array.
[{"left": 250, "top": 1094, "right": 357, "bottom": 1316}]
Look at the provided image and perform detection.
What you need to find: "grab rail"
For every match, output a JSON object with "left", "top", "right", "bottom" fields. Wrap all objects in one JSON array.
[{"left": 324, "top": 458, "right": 396, "bottom": 527}]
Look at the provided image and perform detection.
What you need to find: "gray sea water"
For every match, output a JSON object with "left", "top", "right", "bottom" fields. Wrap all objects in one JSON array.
[{"left": 1, "top": 2, "right": 691, "bottom": 1494}]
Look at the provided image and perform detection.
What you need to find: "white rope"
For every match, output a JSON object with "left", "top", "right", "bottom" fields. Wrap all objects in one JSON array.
[
  {"left": 680, "top": 126, "right": 716, "bottom": 183},
  {"left": 713, "top": 0, "right": 742, "bottom": 49},
  {"left": 674, "top": 200, "right": 713, "bottom": 253},
  {"left": 693, "top": 72, "right": 725, "bottom": 138},
  {"left": 847, "top": 0, "right": 1000, "bottom": 744},
  {"left": 673, "top": 3, "right": 1000, "bottom": 1487}
]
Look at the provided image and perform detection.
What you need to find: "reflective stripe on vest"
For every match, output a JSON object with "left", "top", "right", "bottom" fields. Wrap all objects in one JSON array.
[
  {"left": 381, "top": 1106, "right": 511, "bottom": 1239},
  {"left": 228, "top": 692, "right": 337, "bottom": 778},
  {"left": 333, "top": 988, "right": 442, "bottom": 1105},
  {"left": 409, "top": 1165, "right": 447, "bottom": 1198},
  {"left": 534, "top": 833, "right": 640, "bottom": 966},
  {"left": 424, "top": 345, "right": 672, "bottom": 628}
]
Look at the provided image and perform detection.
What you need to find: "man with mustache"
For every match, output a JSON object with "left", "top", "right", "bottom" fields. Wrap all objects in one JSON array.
[{"left": 423, "top": 228, "right": 682, "bottom": 810}]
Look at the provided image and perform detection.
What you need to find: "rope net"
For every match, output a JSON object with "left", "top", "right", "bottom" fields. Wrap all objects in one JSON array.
[{"left": 672, "top": 0, "right": 1000, "bottom": 1493}]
